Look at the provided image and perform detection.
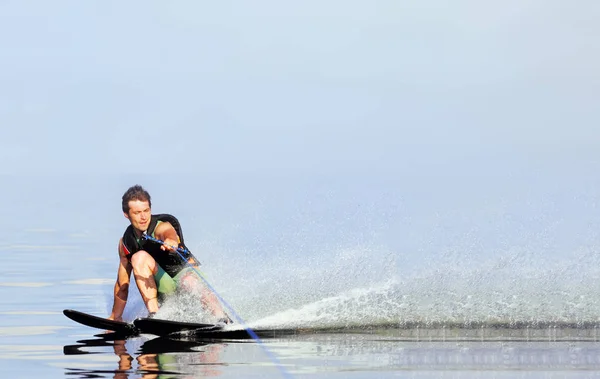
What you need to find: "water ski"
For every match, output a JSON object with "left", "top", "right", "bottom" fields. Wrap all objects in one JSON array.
[
  {"left": 133, "top": 318, "right": 223, "bottom": 337},
  {"left": 65, "top": 309, "right": 228, "bottom": 338},
  {"left": 63, "top": 309, "right": 138, "bottom": 336},
  {"left": 132, "top": 318, "right": 292, "bottom": 339}
]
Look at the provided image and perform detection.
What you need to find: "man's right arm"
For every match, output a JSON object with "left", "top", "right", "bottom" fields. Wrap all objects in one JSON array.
[{"left": 108, "top": 239, "right": 132, "bottom": 321}]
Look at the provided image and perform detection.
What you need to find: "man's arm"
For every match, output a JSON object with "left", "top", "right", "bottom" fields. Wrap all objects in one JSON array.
[
  {"left": 108, "top": 239, "right": 132, "bottom": 321},
  {"left": 154, "top": 222, "right": 180, "bottom": 251}
]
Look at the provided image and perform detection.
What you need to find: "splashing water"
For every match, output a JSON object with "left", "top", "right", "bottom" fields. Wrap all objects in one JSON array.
[
  {"left": 230, "top": 247, "right": 600, "bottom": 330},
  {"left": 154, "top": 286, "right": 222, "bottom": 323},
  {"left": 119, "top": 243, "right": 600, "bottom": 331}
]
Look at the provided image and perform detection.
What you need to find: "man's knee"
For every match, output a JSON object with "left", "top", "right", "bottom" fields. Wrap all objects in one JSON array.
[{"left": 130, "top": 251, "right": 156, "bottom": 272}]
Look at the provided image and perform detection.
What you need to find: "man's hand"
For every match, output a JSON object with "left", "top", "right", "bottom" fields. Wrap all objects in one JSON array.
[{"left": 161, "top": 238, "right": 179, "bottom": 252}]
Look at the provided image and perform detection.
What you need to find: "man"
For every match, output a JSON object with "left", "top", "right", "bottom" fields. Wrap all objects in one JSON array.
[{"left": 108, "top": 185, "right": 229, "bottom": 322}]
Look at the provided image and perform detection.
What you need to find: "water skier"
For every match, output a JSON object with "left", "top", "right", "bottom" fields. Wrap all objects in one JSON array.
[{"left": 108, "top": 185, "right": 229, "bottom": 323}]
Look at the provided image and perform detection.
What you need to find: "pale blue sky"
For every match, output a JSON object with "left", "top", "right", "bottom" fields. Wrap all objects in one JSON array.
[{"left": 1, "top": 1, "right": 598, "bottom": 175}]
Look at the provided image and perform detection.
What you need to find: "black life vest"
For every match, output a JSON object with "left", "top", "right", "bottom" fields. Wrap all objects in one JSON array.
[{"left": 121, "top": 214, "right": 196, "bottom": 277}]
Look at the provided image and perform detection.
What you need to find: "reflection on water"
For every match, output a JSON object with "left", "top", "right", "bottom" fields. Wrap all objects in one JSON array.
[
  {"left": 63, "top": 333, "right": 227, "bottom": 378},
  {"left": 57, "top": 331, "right": 600, "bottom": 379}
]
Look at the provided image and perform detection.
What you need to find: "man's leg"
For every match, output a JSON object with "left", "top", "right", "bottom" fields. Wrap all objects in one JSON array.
[
  {"left": 153, "top": 265, "right": 177, "bottom": 306},
  {"left": 130, "top": 251, "right": 159, "bottom": 313},
  {"left": 176, "top": 270, "right": 230, "bottom": 321},
  {"left": 200, "top": 286, "right": 229, "bottom": 320}
]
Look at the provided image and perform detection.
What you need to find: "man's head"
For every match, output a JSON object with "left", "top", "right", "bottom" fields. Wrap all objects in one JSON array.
[{"left": 122, "top": 185, "right": 152, "bottom": 232}]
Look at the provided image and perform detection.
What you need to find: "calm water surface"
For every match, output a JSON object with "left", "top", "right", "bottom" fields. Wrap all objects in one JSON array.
[{"left": 4, "top": 321, "right": 600, "bottom": 378}]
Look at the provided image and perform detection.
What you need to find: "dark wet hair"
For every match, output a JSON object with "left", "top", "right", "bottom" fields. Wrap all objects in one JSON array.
[{"left": 122, "top": 185, "right": 152, "bottom": 213}]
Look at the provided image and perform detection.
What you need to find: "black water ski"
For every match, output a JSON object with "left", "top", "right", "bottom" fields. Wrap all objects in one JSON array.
[
  {"left": 63, "top": 309, "right": 138, "bottom": 336},
  {"left": 133, "top": 318, "right": 222, "bottom": 337},
  {"left": 65, "top": 309, "right": 300, "bottom": 340},
  {"left": 133, "top": 318, "right": 301, "bottom": 339}
]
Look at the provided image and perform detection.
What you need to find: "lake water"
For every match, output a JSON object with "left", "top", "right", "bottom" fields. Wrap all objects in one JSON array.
[
  {"left": 2, "top": 173, "right": 600, "bottom": 378},
  {"left": 3, "top": 308, "right": 600, "bottom": 378}
]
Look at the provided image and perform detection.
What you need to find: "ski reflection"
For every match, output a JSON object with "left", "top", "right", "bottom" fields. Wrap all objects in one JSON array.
[{"left": 63, "top": 332, "right": 226, "bottom": 378}]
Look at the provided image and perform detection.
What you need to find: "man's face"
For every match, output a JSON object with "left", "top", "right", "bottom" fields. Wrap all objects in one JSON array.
[{"left": 125, "top": 200, "right": 151, "bottom": 232}]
